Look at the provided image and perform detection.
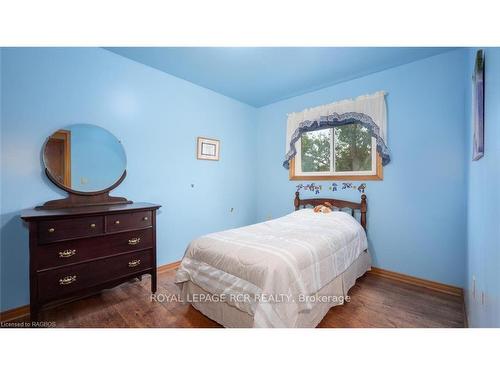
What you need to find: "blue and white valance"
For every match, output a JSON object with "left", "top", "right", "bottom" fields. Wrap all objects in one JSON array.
[{"left": 283, "top": 91, "right": 391, "bottom": 169}]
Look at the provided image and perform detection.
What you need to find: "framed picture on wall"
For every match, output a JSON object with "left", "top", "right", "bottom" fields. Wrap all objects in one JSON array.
[
  {"left": 197, "top": 137, "right": 220, "bottom": 161},
  {"left": 472, "top": 49, "right": 485, "bottom": 161}
]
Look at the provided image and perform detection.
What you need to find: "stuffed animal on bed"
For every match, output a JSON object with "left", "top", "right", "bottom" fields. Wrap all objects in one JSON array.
[{"left": 313, "top": 202, "right": 333, "bottom": 213}]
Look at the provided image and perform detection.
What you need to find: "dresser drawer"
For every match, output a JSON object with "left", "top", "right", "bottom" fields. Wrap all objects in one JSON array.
[
  {"left": 38, "top": 216, "right": 104, "bottom": 244},
  {"left": 37, "top": 249, "right": 153, "bottom": 302},
  {"left": 36, "top": 228, "right": 153, "bottom": 270},
  {"left": 106, "top": 210, "right": 152, "bottom": 233}
]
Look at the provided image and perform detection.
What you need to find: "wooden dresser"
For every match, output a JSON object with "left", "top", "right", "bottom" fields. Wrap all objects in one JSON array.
[{"left": 21, "top": 202, "right": 161, "bottom": 321}]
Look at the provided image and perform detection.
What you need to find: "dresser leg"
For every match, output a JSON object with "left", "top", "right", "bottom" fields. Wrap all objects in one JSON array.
[{"left": 151, "top": 272, "right": 157, "bottom": 294}]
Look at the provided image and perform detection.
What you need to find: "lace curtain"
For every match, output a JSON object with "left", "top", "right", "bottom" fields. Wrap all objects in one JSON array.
[{"left": 283, "top": 91, "right": 390, "bottom": 169}]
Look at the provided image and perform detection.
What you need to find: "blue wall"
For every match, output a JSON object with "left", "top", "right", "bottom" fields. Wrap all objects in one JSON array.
[
  {"left": 255, "top": 49, "right": 468, "bottom": 288},
  {"left": 0, "top": 48, "right": 257, "bottom": 311},
  {"left": 465, "top": 48, "right": 500, "bottom": 327}
]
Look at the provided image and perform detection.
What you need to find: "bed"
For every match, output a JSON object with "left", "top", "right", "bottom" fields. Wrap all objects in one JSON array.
[{"left": 175, "top": 192, "right": 371, "bottom": 328}]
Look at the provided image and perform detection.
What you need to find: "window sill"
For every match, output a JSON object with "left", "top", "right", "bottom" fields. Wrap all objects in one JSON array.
[{"left": 288, "top": 156, "right": 383, "bottom": 181}]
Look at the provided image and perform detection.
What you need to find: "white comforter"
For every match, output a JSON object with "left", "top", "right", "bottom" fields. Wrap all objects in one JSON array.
[{"left": 175, "top": 209, "right": 367, "bottom": 327}]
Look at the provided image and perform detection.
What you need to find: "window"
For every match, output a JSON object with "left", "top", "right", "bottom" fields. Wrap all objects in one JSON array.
[{"left": 289, "top": 122, "right": 383, "bottom": 180}]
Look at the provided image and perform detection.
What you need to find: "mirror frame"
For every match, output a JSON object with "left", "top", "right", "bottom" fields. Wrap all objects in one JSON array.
[{"left": 37, "top": 127, "right": 132, "bottom": 210}]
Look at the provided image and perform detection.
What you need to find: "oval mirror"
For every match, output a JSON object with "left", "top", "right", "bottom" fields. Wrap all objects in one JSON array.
[{"left": 43, "top": 124, "right": 127, "bottom": 194}]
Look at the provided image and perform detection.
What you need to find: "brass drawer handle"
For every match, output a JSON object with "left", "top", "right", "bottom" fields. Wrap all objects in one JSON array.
[
  {"left": 59, "top": 275, "right": 77, "bottom": 285},
  {"left": 128, "top": 260, "right": 141, "bottom": 268},
  {"left": 59, "top": 249, "right": 76, "bottom": 258},
  {"left": 128, "top": 237, "right": 141, "bottom": 245},
  {"left": 143, "top": 216, "right": 149, "bottom": 221},
  {"left": 48, "top": 228, "right": 55, "bottom": 233},
  {"left": 115, "top": 220, "right": 120, "bottom": 225},
  {"left": 90, "top": 223, "right": 96, "bottom": 228}
]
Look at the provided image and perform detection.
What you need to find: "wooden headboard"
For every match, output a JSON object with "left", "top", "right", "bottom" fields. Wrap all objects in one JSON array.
[{"left": 294, "top": 191, "right": 367, "bottom": 230}]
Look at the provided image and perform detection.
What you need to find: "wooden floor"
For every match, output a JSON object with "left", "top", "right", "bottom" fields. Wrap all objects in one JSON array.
[{"left": 15, "top": 269, "right": 465, "bottom": 328}]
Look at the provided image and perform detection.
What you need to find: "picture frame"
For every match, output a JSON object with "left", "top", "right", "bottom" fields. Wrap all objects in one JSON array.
[
  {"left": 197, "top": 137, "right": 220, "bottom": 161},
  {"left": 472, "top": 49, "right": 485, "bottom": 161}
]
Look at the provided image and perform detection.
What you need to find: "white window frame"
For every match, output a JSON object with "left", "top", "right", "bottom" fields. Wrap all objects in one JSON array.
[{"left": 291, "top": 126, "right": 381, "bottom": 180}]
